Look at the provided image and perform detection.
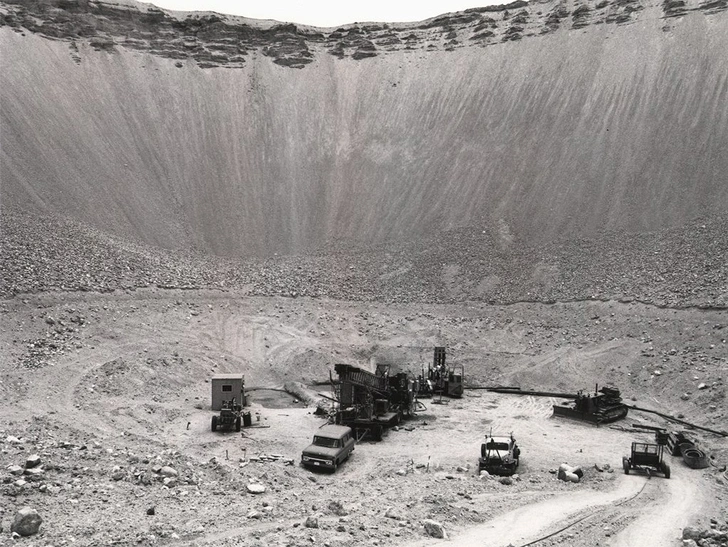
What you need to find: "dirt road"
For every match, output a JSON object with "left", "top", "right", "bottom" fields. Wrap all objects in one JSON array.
[{"left": 406, "top": 476, "right": 645, "bottom": 546}]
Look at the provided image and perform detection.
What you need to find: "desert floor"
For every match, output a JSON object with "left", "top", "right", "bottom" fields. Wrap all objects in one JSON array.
[{"left": 1, "top": 289, "right": 726, "bottom": 545}]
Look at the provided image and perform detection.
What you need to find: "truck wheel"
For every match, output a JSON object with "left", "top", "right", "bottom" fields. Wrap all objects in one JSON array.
[
  {"left": 235, "top": 416, "right": 241, "bottom": 432},
  {"left": 373, "top": 425, "right": 383, "bottom": 441},
  {"left": 662, "top": 462, "right": 671, "bottom": 479},
  {"left": 211, "top": 415, "right": 218, "bottom": 432},
  {"left": 622, "top": 457, "right": 630, "bottom": 474}
]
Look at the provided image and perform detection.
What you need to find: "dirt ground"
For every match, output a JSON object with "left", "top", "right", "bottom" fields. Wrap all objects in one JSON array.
[{"left": 1, "top": 289, "right": 726, "bottom": 546}]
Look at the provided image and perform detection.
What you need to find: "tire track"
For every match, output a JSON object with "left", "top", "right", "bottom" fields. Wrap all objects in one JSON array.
[{"left": 402, "top": 476, "right": 649, "bottom": 547}]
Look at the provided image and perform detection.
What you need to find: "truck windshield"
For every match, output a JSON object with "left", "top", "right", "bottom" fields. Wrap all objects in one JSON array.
[
  {"left": 486, "top": 442, "right": 509, "bottom": 451},
  {"left": 313, "top": 436, "right": 340, "bottom": 448}
]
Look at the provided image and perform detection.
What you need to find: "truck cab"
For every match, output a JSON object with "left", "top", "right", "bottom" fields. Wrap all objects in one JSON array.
[
  {"left": 301, "top": 425, "right": 355, "bottom": 471},
  {"left": 479, "top": 434, "right": 520, "bottom": 476}
]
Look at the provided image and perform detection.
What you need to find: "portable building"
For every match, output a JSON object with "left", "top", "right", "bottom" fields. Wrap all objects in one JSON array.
[{"left": 211, "top": 374, "right": 245, "bottom": 411}]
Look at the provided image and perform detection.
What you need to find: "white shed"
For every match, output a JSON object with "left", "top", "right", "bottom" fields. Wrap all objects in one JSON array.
[{"left": 211, "top": 374, "right": 245, "bottom": 411}]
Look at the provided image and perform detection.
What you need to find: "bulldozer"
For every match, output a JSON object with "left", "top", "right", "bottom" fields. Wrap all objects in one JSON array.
[{"left": 552, "top": 385, "right": 628, "bottom": 424}]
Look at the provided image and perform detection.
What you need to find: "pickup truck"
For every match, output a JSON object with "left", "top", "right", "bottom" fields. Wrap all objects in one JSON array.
[{"left": 301, "top": 425, "right": 355, "bottom": 471}]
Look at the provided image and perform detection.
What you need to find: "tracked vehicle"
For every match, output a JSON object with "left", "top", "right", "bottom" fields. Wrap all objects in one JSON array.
[{"left": 552, "top": 385, "right": 628, "bottom": 424}]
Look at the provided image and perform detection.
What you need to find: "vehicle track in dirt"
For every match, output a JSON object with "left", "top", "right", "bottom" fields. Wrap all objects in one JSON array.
[{"left": 403, "top": 475, "right": 684, "bottom": 546}]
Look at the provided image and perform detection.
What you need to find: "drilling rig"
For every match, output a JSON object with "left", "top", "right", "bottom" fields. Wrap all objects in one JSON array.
[{"left": 331, "top": 363, "right": 417, "bottom": 441}]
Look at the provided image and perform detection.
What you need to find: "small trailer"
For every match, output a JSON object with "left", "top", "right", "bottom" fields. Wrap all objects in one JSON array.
[{"left": 623, "top": 442, "right": 670, "bottom": 478}]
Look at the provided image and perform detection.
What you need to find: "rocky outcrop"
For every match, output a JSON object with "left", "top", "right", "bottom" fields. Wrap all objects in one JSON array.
[
  {"left": 2, "top": 0, "right": 724, "bottom": 70},
  {"left": 682, "top": 521, "right": 728, "bottom": 547}
]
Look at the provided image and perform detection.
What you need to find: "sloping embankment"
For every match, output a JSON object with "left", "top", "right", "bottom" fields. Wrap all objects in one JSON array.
[{"left": 2, "top": 0, "right": 727, "bottom": 258}]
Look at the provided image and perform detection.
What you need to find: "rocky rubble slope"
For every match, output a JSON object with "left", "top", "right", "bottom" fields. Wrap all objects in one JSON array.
[
  {"left": 2, "top": 208, "right": 726, "bottom": 308},
  {"left": 0, "top": 415, "right": 598, "bottom": 546},
  {"left": 682, "top": 521, "right": 728, "bottom": 547}
]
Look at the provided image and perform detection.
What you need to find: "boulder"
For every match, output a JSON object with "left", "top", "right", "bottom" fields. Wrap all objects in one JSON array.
[
  {"left": 558, "top": 463, "right": 583, "bottom": 482},
  {"left": 572, "top": 465, "right": 585, "bottom": 478},
  {"left": 682, "top": 526, "right": 702, "bottom": 541},
  {"left": 24, "top": 468, "right": 44, "bottom": 481},
  {"left": 423, "top": 519, "right": 447, "bottom": 539},
  {"left": 562, "top": 471, "right": 580, "bottom": 483},
  {"left": 247, "top": 483, "right": 266, "bottom": 494},
  {"left": 385, "top": 506, "right": 404, "bottom": 520},
  {"left": 305, "top": 516, "right": 319, "bottom": 529},
  {"left": 159, "top": 466, "right": 178, "bottom": 477},
  {"left": 328, "top": 500, "right": 348, "bottom": 516},
  {"left": 11, "top": 507, "right": 42, "bottom": 536},
  {"left": 25, "top": 454, "right": 41, "bottom": 469}
]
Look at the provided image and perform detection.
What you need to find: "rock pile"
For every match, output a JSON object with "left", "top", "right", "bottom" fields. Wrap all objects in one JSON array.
[
  {"left": 682, "top": 520, "right": 728, "bottom": 547},
  {"left": 2, "top": 208, "right": 727, "bottom": 308}
]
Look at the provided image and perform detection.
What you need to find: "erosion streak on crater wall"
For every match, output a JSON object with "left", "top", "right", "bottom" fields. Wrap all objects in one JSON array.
[{"left": 1, "top": 5, "right": 727, "bottom": 257}]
